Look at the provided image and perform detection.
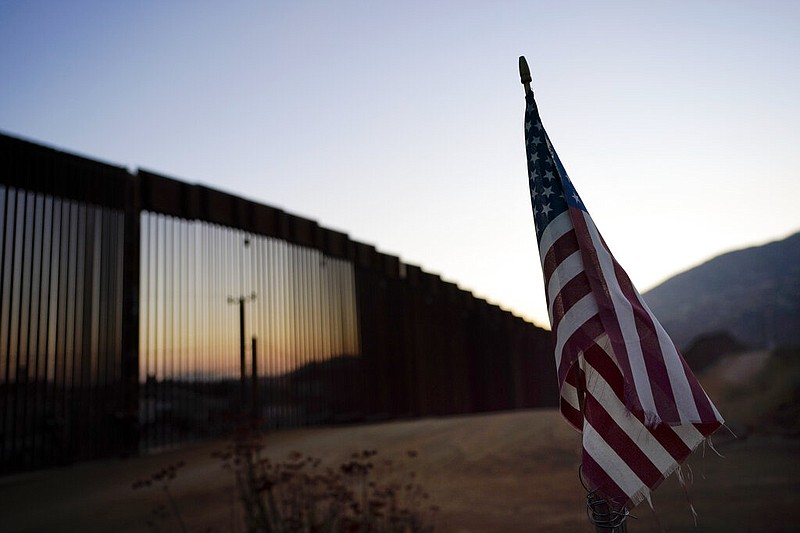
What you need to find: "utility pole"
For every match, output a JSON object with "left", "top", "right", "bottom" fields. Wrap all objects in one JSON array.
[
  {"left": 228, "top": 291, "right": 256, "bottom": 412},
  {"left": 251, "top": 336, "right": 258, "bottom": 419},
  {"left": 228, "top": 235, "right": 256, "bottom": 414}
]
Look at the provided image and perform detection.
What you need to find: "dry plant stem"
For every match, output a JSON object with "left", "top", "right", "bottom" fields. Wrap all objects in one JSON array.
[
  {"left": 132, "top": 424, "right": 438, "bottom": 532},
  {"left": 162, "top": 486, "right": 189, "bottom": 533}
]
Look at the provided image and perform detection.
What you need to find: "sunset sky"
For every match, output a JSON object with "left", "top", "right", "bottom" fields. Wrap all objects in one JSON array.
[{"left": 2, "top": 0, "right": 798, "bottom": 328}]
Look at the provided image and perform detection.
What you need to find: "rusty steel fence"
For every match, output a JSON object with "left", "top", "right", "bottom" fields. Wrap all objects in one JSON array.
[{"left": 0, "top": 132, "right": 557, "bottom": 475}]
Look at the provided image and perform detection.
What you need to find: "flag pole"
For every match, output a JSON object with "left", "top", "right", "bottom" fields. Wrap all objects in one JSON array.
[
  {"left": 518, "top": 55, "right": 628, "bottom": 533},
  {"left": 518, "top": 56, "right": 533, "bottom": 95}
]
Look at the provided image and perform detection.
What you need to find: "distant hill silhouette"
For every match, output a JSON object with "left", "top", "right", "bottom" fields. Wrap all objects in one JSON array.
[{"left": 643, "top": 231, "right": 800, "bottom": 350}]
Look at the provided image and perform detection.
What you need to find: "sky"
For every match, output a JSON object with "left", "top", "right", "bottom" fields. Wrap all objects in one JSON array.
[{"left": 1, "top": 0, "right": 798, "bottom": 329}]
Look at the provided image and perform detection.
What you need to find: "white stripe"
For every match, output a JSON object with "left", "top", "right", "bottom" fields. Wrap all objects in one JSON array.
[
  {"left": 649, "top": 301, "right": 702, "bottom": 421},
  {"left": 553, "top": 292, "right": 598, "bottom": 374},
  {"left": 708, "top": 390, "right": 723, "bottom": 421},
  {"left": 671, "top": 420, "right": 707, "bottom": 449},
  {"left": 581, "top": 212, "right": 658, "bottom": 418},
  {"left": 583, "top": 358, "right": 703, "bottom": 474},
  {"left": 561, "top": 379, "right": 581, "bottom": 412},
  {"left": 538, "top": 210, "right": 572, "bottom": 270},
  {"left": 547, "top": 249, "right": 584, "bottom": 320},
  {"left": 583, "top": 421, "right": 646, "bottom": 502}
]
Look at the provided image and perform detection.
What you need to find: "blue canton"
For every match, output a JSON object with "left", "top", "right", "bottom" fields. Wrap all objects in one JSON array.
[{"left": 524, "top": 93, "right": 585, "bottom": 243}]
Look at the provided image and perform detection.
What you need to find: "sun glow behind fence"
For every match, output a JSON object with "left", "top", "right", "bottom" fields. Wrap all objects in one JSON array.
[
  {"left": 139, "top": 213, "right": 360, "bottom": 382},
  {"left": 138, "top": 212, "right": 360, "bottom": 447}
]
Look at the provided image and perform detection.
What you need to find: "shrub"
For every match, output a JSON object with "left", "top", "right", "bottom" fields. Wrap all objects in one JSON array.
[
  {"left": 133, "top": 427, "right": 437, "bottom": 532},
  {"left": 213, "top": 427, "right": 438, "bottom": 532}
]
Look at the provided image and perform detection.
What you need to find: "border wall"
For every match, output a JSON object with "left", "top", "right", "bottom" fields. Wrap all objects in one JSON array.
[{"left": 0, "top": 132, "right": 557, "bottom": 475}]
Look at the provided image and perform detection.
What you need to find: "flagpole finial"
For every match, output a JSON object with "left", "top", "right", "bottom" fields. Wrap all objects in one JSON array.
[{"left": 518, "top": 56, "right": 533, "bottom": 94}]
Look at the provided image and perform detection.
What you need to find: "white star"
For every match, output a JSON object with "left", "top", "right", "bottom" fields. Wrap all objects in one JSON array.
[
  {"left": 529, "top": 151, "right": 539, "bottom": 164},
  {"left": 541, "top": 186, "right": 553, "bottom": 197},
  {"left": 541, "top": 203, "right": 552, "bottom": 216},
  {"left": 572, "top": 193, "right": 581, "bottom": 204},
  {"left": 529, "top": 136, "right": 542, "bottom": 146},
  {"left": 525, "top": 121, "right": 531, "bottom": 132},
  {"left": 534, "top": 122, "right": 543, "bottom": 132},
  {"left": 544, "top": 170, "right": 555, "bottom": 181}
]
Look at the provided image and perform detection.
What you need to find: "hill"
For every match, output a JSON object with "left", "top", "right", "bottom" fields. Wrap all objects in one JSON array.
[{"left": 643, "top": 231, "right": 800, "bottom": 350}]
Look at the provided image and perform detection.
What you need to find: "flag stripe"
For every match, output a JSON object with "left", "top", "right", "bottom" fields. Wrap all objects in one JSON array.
[
  {"left": 561, "top": 365, "right": 585, "bottom": 430},
  {"left": 547, "top": 249, "right": 585, "bottom": 319},
  {"left": 542, "top": 230, "right": 580, "bottom": 283},
  {"left": 553, "top": 292, "right": 597, "bottom": 375},
  {"left": 558, "top": 314, "right": 604, "bottom": 386},
  {"left": 538, "top": 211, "right": 573, "bottom": 268},
  {"left": 549, "top": 271, "right": 592, "bottom": 332},
  {"left": 681, "top": 355, "right": 724, "bottom": 423},
  {"left": 644, "top": 301, "right": 707, "bottom": 422},
  {"left": 581, "top": 449, "right": 630, "bottom": 507}
]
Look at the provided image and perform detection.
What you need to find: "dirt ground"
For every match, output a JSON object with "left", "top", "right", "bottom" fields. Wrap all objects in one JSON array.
[{"left": 1, "top": 408, "right": 798, "bottom": 532}]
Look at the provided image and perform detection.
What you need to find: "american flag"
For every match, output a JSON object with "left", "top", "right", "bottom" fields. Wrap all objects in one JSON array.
[{"left": 524, "top": 89, "right": 723, "bottom": 509}]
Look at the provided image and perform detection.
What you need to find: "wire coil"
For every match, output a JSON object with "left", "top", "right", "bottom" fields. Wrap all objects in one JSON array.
[{"left": 580, "top": 465, "right": 632, "bottom": 532}]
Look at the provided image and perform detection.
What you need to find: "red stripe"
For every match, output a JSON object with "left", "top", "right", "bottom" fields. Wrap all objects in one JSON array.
[
  {"left": 542, "top": 229, "right": 579, "bottom": 287},
  {"left": 645, "top": 423, "right": 693, "bottom": 463},
  {"left": 560, "top": 361, "right": 586, "bottom": 431},
  {"left": 556, "top": 314, "right": 604, "bottom": 387},
  {"left": 563, "top": 362, "right": 586, "bottom": 401},
  {"left": 542, "top": 229, "right": 580, "bottom": 314},
  {"left": 549, "top": 271, "right": 592, "bottom": 332},
  {"left": 560, "top": 398, "right": 583, "bottom": 430},
  {"left": 582, "top": 343, "right": 624, "bottom": 397},
  {"left": 694, "top": 421, "right": 723, "bottom": 436}
]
